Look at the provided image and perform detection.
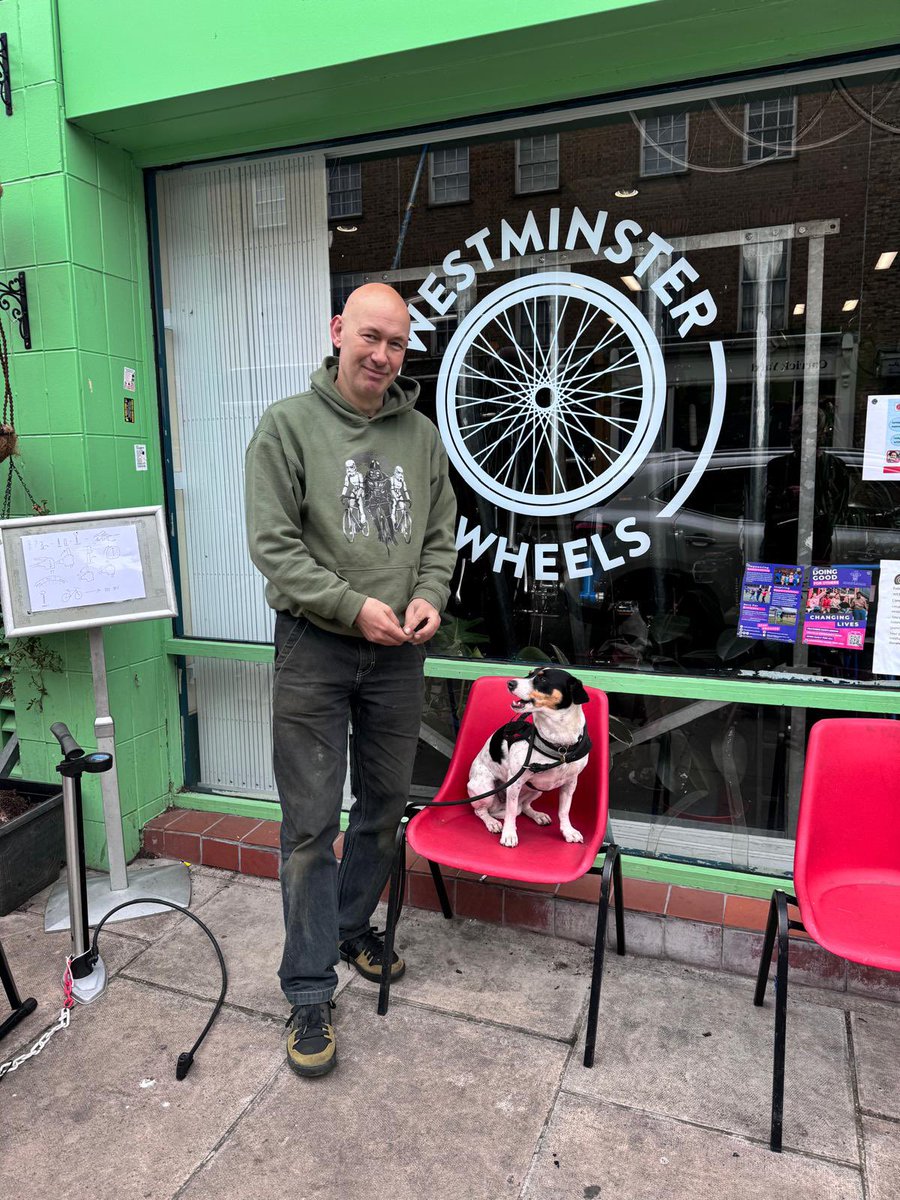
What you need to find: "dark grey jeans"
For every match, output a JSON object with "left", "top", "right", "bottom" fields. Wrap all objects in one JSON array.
[{"left": 272, "top": 611, "right": 425, "bottom": 1006}]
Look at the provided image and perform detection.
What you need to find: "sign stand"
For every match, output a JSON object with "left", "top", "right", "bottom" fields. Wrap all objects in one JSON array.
[{"left": 0, "top": 506, "right": 190, "bottom": 930}]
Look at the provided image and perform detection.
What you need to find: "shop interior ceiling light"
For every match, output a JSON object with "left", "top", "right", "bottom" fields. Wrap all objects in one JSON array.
[
  {"left": 842, "top": 298, "right": 859, "bottom": 311},
  {"left": 874, "top": 250, "right": 897, "bottom": 270},
  {"left": 614, "top": 187, "right": 639, "bottom": 198},
  {"left": 336, "top": 225, "right": 358, "bottom": 233},
  {"left": 620, "top": 275, "right": 642, "bottom": 291}
]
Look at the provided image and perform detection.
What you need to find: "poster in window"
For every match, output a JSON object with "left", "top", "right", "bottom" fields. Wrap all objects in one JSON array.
[
  {"left": 737, "top": 562, "right": 804, "bottom": 643},
  {"left": 863, "top": 395, "right": 900, "bottom": 480},
  {"left": 801, "top": 567, "right": 873, "bottom": 651},
  {"left": 873, "top": 560, "right": 900, "bottom": 676}
]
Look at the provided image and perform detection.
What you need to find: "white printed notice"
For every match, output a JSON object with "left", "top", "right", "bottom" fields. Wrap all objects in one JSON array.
[
  {"left": 21, "top": 525, "right": 146, "bottom": 613},
  {"left": 873, "top": 559, "right": 900, "bottom": 675}
]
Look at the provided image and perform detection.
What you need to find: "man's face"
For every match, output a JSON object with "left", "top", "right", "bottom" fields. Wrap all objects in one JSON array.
[{"left": 330, "top": 291, "right": 409, "bottom": 409}]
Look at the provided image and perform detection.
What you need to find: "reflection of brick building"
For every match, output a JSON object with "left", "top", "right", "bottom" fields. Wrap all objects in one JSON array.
[{"left": 327, "top": 79, "right": 900, "bottom": 447}]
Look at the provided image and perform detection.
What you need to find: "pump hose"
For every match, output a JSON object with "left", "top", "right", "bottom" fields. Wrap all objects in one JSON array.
[{"left": 88, "top": 899, "right": 227, "bottom": 1080}]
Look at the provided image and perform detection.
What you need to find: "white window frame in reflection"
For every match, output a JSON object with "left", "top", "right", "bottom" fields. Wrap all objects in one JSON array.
[
  {"left": 743, "top": 93, "right": 798, "bottom": 162},
  {"left": 429, "top": 146, "right": 470, "bottom": 205},
  {"left": 515, "top": 133, "right": 560, "bottom": 194},
  {"left": 640, "top": 112, "right": 689, "bottom": 177},
  {"left": 327, "top": 160, "right": 362, "bottom": 219}
]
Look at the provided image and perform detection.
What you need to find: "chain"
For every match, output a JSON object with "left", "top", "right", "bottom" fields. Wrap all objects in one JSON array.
[{"left": 0, "top": 958, "right": 75, "bottom": 1081}]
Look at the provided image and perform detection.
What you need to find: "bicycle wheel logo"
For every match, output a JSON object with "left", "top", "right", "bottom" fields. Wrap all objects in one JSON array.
[{"left": 436, "top": 272, "right": 667, "bottom": 517}]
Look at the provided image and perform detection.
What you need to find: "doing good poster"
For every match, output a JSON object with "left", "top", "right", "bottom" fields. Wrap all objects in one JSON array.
[{"left": 801, "top": 567, "right": 872, "bottom": 651}]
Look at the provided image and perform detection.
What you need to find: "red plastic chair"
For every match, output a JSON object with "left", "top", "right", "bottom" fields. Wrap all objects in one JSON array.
[
  {"left": 377, "top": 675, "right": 625, "bottom": 1067},
  {"left": 754, "top": 717, "right": 900, "bottom": 1151}
]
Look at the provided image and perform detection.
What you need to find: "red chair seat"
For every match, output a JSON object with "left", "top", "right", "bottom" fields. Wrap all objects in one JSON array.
[
  {"left": 801, "top": 872, "right": 900, "bottom": 970},
  {"left": 407, "top": 791, "right": 602, "bottom": 885}
]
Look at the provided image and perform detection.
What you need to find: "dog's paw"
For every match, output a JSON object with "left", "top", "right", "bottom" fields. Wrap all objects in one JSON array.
[
  {"left": 527, "top": 811, "right": 552, "bottom": 826},
  {"left": 483, "top": 816, "right": 503, "bottom": 834},
  {"left": 561, "top": 826, "right": 583, "bottom": 843},
  {"left": 500, "top": 828, "right": 519, "bottom": 848}
]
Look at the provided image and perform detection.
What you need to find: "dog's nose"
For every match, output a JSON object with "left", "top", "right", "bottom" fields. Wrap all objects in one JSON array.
[{"left": 507, "top": 679, "right": 517, "bottom": 692}]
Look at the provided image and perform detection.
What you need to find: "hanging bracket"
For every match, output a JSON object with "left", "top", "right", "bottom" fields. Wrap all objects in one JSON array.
[
  {"left": 0, "top": 34, "right": 11, "bottom": 117},
  {"left": 0, "top": 272, "right": 31, "bottom": 349}
]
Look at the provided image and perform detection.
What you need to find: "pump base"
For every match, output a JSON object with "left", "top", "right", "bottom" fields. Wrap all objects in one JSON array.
[
  {"left": 44, "top": 860, "right": 191, "bottom": 932},
  {"left": 71, "top": 955, "right": 107, "bottom": 1004}
]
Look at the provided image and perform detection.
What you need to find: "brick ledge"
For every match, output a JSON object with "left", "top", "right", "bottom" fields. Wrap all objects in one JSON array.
[{"left": 141, "top": 808, "right": 900, "bottom": 1003}]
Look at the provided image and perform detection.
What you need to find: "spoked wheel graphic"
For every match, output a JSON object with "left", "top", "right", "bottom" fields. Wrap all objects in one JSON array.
[{"left": 436, "top": 272, "right": 667, "bottom": 516}]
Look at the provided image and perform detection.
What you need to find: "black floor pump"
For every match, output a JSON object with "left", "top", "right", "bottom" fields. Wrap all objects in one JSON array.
[{"left": 50, "top": 723, "right": 228, "bottom": 1078}]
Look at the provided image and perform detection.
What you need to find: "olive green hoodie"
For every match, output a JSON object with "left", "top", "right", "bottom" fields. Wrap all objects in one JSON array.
[{"left": 245, "top": 357, "right": 458, "bottom": 636}]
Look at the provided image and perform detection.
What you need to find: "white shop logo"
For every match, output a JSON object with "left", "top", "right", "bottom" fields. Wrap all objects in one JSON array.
[{"left": 406, "top": 207, "right": 727, "bottom": 583}]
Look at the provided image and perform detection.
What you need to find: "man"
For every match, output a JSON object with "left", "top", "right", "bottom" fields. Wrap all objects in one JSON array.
[{"left": 245, "top": 283, "right": 457, "bottom": 1079}]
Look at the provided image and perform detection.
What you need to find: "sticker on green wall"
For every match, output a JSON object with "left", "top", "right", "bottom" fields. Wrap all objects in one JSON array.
[
  {"left": 124, "top": 397, "right": 135, "bottom": 424},
  {"left": 124, "top": 367, "right": 136, "bottom": 393}
]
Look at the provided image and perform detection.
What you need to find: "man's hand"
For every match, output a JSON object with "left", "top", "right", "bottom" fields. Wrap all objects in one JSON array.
[
  {"left": 354, "top": 597, "right": 410, "bottom": 645},
  {"left": 403, "top": 598, "right": 441, "bottom": 643}
]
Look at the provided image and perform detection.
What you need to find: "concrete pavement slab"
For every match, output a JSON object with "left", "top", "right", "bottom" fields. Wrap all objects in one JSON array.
[
  {"left": 0, "top": 920, "right": 146, "bottom": 1057},
  {"left": 120, "top": 879, "right": 352, "bottom": 1018},
  {"left": 359, "top": 905, "right": 593, "bottom": 1041},
  {"left": 523, "top": 1092, "right": 863, "bottom": 1200},
  {"left": 851, "top": 1011, "right": 900, "bottom": 1120},
  {"left": 0, "top": 977, "right": 282, "bottom": 1200},
  {"left": 177, "top": 988, "right": 568, "bottom": 1200},
  {"left": 861, "top": 1116, "right": 900, "bottom": 1200},
  {"left": 561, "top": 955, "right": 858, "bottom": 1161}
]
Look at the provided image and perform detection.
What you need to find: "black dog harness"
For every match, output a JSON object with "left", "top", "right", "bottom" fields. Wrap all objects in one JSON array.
[{"left": 489, "top": 713, "right": 592, "bottom": 773}]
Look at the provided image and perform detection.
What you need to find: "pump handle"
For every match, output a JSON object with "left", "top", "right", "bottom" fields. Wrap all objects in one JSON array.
[{"left": 50, "top": 722, "right": 83, "bottom": 761}]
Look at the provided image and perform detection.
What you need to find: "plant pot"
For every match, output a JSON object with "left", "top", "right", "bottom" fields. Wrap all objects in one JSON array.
[{"left": 0, "top": 781, "right": 65, "bottom": 916}]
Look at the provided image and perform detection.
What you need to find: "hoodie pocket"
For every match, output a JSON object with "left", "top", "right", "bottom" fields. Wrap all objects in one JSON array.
[{"left": 335, "top": 565, "right": 419, "bottom": 614}]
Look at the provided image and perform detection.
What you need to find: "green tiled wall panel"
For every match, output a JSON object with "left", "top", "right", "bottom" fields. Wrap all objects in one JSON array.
[
  {"left": 23, "top": 81, "right": 63, "bottom": 177},
  {"left": 49, "top": 434, "right": 87, "bottom": 510},
  {"left": 2, "top": 89, "right": 30, "bottom": 182},
  {"left": 42, "top": 349, "right": 82, "bottom": 432},
  {"left": 62, "top": 122, "right": 99, "bottom": 186},
  {"left": 100, "top": 190, "right": 135, "bottom": 280},
  {"left": 72, "top": 265, "right": 107, "bottom": 353},
  {"left": 32, "top": 174, "right": 71, "bottom": 263},
  {"left": 66, "top": 175, "right": 103, "bottom": 271},
  {"left": 1, "top": 177, "right": 35, "bottom": 266},
  {"left": 104, "top": 274, "right": 137, "bottom": 358},
  {"left": 9, "top": 350, "right": 50, "bottom": 434},
  {"left": 83, "top": 434, "right": 120, "bottom": 509},
  {"left": 31, "top": 263, "right": 76, "bottom": 350},
  {"left": 17, "top": 0, "right": 59, "bottom": 87},
  {"left": 80, "top": 350, "right": 115, "bottom": 434},
  {"left": 103, "top": 618, "right": 167, "bottom": 670}
]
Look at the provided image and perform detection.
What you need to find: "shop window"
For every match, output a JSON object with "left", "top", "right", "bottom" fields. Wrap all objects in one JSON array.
[
  {"left": 327, "top": 160, "right": 362, "bottom": 219},
  {"left": 431, "top": 315, "right": 458, "bottom": 357},
  {"left": 739, "top": 240, "right": 789, "bottom": 331},
  {"left": 640, "top": 112, "right": 688, "bottom": 176},
  {"left": 429, "top": 147, "right": 470, "bottom": 204},
  {"left": 744, "top": 94, "right": 796, "bottom": 162},
  {"left": 516, "top": 134, "right": 560, "bottom": 193}
]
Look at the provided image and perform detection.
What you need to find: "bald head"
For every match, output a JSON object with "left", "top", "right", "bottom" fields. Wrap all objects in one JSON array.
[{"left": 330, "top": 283, "right": 410, "bottom": 417}]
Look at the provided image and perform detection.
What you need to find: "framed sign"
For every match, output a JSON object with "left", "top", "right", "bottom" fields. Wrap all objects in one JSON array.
[{"left": 0, "top": 506, "right": 177, "bottom": 636}]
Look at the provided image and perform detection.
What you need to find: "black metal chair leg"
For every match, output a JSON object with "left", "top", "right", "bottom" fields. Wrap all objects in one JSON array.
[
  {"left": 753, "top": 891, "right": 779, "bottom": 1007},
  {"left": 428, "top": 860, "right": 454, "bottom": 919},
  {"left": 770, "top": 889, "right": 791, "bottom": 1153},
  {"left": 0, "top": 938, "right": 37, "bottom": 1044},
  {"left": 610, "top": 845, "right": 625, "bottom": 956},
  {"left": 377, "top": 824, "right": 407, "bottom": 1017},
  {"left": 583, "top": 848, "right": 618, "bottom": 1068}
]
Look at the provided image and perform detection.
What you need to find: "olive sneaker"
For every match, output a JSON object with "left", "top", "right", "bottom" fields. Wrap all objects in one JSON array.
[
  {"left": 285, "top": 1000, "right": 336, "bottom": 1078},
  {"left": 339, "top": 929, "right": 406, "bottom": 984}
]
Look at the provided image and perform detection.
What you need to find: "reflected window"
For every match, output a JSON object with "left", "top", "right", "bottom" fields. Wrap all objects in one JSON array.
[
  {"left": 744, "top": 94, "right": 796, "bottom": 161},
  {"left": 516, "top": 134, "right": 560, "bottom": 193},
  {"left": 430, "top": 147, "right": 470, "bottom": 204},
  {"left": 327, "top": 160, "right": 362, "bottom": 219},
  {"left": 331, "top": 270, "right": 366, "bottom": 315},
  {"left": 253, "top": 172, "right": 286, "bottom": 229},
  {"left": 740, "top": 240, "right": 789, "bottom": 331},
  {"left": 640, "top": 112, "right": 688, "bottom": 176}
]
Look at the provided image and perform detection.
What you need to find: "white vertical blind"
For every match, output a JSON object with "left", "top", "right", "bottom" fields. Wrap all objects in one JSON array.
[
  {"left": 157, "top": 152, "right": 332, "bottom": 643},
  {"left": 157, "top": 152, "right": 333, "bottom": 798}
]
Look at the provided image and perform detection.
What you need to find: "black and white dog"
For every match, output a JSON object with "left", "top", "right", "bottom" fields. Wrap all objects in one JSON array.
[{"left": 468, "top": 668, "right": 591, "bottom": 848}]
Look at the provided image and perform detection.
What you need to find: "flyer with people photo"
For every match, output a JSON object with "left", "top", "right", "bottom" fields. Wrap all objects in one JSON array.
[
  {"left": 801, "top": 567, "right": 873, "bottom": 651},
  {"left": 737, "top": 562, "right": 804, "bottom": 643}
]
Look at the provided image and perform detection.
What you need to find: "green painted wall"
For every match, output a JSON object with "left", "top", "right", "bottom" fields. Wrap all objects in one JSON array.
[
  {"left": 0, "top": 0, "right": 171, "bottom": 867},
  {"left": 56, "top": 0, "right": 899, "bottom": 165}
]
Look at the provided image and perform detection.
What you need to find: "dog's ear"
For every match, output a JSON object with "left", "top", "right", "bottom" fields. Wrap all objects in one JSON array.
[{"left": 571, "top": 678, "right": 590, "bottom": 705}]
